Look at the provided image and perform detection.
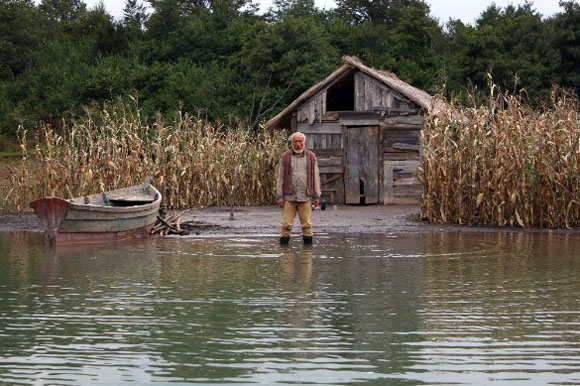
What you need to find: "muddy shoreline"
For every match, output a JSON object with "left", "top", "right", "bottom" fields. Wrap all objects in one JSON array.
[{"left": 3, "top": 205, "right": 580, "bottom": 236}]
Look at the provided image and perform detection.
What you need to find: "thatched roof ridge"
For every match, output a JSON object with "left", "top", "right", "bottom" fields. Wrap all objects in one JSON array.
[
  {"left": 264, "top": 55, "right": 435, "bottom": 130},
  {"left": 342, "top": 56, "right": 433, "bottom": 110}
]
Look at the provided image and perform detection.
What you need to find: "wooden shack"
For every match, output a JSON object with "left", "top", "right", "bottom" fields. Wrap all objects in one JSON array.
[{"left": 265, "top": 56, "right": 435, "bottom": 205}]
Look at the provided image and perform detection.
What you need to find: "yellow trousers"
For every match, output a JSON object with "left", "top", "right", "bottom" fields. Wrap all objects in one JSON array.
[{"left": 280, "top": 200, "right": 313, "bottom": 237}]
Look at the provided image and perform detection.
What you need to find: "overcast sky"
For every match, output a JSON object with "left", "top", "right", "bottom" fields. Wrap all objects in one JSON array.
[{"left": 82, "top": 0, "right": 565, "bottom": 25}]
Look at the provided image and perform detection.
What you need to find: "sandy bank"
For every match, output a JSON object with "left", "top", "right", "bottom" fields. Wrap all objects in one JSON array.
[
  {"left": 0, "top": 205, "right": 423, "bottom": 234},
  {"left": 3, "top": 204, "right": 580, "bottom": 236}
]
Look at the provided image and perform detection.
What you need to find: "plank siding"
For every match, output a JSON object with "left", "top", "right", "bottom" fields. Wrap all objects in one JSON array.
[
  {"left": 341, "top": 118, "right": 380, "bottom": 126},
  {"left": 288, "top": 66, "right": 428, "bottom": 206},
  {"left": 383, "top": 160, "right": 421, "bottom": 204},
  {"left": 354, "top": 72, "right": 365, "bottom": 111},
  {"left": 355, "top": 72, "right": 417, "bottom": 113},
  {"left": 381, "top": 129, "right": 420, "bottom": 148},
  {"left": 381, "top": 123, "right": 423, "bottom": 130},
  {"left": 309, "top": 98, "right": 315, "bottom": 123},
  {"left": 321, "top": 175, "right": 345, "bottom": 204},
  {"left": 297, "top": 122, "right": 342, "bottom": 134},
  {"left": 318, "top": 157, "right": 342, "bottom": 168},
  {"left": 383, "top": 152, "right": 420, "bottom": 161},
  {"left": 319, "top": 166, "right": 343, "bottom": 174},
  {"left": 313, "top": 149, "right": 342, "bottom": 157},
  {"left": 333, "top": 133, "right": 342, "bottom": 149},
  {"left": 307, "top": 134, "right": 343, "bottom": 150},
  {"left": 297, "top": 89, "right": 327, "bottom": 124},
  {"left": 383, "top": 115, "right": 424, "bottom": 126}
]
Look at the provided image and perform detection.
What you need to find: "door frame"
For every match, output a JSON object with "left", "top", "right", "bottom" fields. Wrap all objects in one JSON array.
[{"left": 342, "top": 125, "right": 380, "bottom": 204}]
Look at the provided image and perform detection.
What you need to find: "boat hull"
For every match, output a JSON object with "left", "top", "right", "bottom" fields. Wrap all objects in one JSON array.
[{"left": 31, "top": 184, "right": 161, "bottom": 244}]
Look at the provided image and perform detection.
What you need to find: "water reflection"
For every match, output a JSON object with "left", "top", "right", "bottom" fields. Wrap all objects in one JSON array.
[{"left": 0, "top": 232, "right": 580, "bottom": 385}]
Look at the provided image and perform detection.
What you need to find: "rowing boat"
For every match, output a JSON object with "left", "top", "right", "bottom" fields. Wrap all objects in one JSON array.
[{"left": 30, "top": 182, "right": 162, "bottom": 243}]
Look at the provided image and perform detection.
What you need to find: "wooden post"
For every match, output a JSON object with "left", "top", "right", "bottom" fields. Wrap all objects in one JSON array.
[{"left": 159, "top": 184, "right": 168, "bottom": 219}]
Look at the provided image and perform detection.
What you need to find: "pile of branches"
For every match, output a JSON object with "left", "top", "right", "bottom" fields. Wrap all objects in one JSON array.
[{"left": 150, "top": 209, "right": 220, "bottom": 236}]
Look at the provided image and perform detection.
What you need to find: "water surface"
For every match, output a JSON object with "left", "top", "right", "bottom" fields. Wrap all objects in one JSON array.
[{"left": 1, "top": 232, "right": 580, "bottom": 385}]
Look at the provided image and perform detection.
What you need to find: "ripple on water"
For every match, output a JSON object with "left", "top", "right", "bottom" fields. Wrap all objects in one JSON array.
[{"left": 1, "top": 232, "right": 580, "bottom": 385}]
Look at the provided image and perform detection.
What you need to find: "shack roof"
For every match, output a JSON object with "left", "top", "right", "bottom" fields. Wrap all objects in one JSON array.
[{"left": 264, "top": 55, "right": 435, "bottom": 130}]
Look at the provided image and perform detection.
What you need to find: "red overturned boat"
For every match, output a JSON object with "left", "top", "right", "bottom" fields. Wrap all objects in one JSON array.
[{"left": 31, "top": 181, "right": 162, "bottom": 243}]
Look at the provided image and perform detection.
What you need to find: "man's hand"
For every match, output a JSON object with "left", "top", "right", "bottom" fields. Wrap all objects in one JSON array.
[
  {"left": 313, "top": 198, "right": 320, "bottom": 208},
  {"left": 277, "top": 198, "right": 285, "bottom": 208}
]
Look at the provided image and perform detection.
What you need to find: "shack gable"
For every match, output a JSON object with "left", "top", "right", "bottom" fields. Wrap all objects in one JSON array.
[
  {"left": 354, "top": 73, "right": 416, "bottom": 113},
  {"left": 295, "top": 70, "right": 417, "bottom": 125}
]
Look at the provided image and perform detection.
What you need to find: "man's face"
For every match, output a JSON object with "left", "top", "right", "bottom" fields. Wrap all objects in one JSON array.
[{"left": 292, "top": 136, "right": 305, "bottom": 153}]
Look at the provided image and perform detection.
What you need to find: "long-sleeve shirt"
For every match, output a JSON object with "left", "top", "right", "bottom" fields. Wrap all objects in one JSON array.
[{"left": 275, "top": 151, "right": 321, "bottom": 202}]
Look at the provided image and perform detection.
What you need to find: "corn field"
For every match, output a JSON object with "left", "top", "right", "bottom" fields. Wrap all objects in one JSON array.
[
  {"left": 419, "top": 89, "right": 580, "bottom": 228},
  {"left": 4, "top": 99, "right": 287, "bottom": 211}
]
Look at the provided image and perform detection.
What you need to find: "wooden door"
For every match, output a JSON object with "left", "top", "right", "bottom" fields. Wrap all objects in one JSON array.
[{"left": 343, "top": 126, "right": 379, "bottom": 204}]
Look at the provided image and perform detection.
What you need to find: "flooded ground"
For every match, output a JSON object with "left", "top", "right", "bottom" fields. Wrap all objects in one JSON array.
[{"left": 1, "top": 231, "right": 580, "bottom": 385}]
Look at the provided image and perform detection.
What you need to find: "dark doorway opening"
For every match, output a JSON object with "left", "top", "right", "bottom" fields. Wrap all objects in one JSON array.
[
  {"left": 359, "top": 179, "right": 366, "bottom": 205},
  {"left": 326, "top": 71, "right": 354, "bottom": 111}
]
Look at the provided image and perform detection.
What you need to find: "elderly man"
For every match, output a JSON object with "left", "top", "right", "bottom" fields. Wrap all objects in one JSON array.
[{"left": 276, "top": 131, "right": 321, "bottom": 245}]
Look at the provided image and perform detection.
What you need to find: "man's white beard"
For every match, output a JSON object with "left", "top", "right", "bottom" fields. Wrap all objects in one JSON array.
[{"left": 293, "top": 147, "right": 304, "bottom": 154}]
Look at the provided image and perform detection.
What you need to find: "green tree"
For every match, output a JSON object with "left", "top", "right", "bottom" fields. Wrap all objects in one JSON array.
[
  {"left": 73, "top": 4, "right": 122, "bottom": 55},
  {"left": 143, "top": 0, "right": 258, "bottom": 63},
  {"left": 329, "top": 1, "right": 441, "bottom": 91},
  {"left": 231, "top": 0, "right": 340, "bottom": 124},
  {"left": 118, "top": 0, "right": 148, "bottom": 56},
  {"left": 553, "top": 1, "right": 580, "bottom": 90},
  {"left": 0, "top": 40, "right": 92, "bottom": 131},
  {"left": 335, "top": 0, "right": 424, "bottom": 25},
  {"left": 123, "top": 0, "right": 148, "bottom": 31},
  {"left": 38, "top": 0, "right": 86, "bottom": 22},
  {"left": 441, "top": 3, "right": 556, "bottom": 102},
  {"left": 0, "top": 0, "right": 46, "bottom": 79},
  {"left": 376, "top": 1, "right": 441, "bottom": 91},
  {"left": 436, "top": 19, "right": 474, "bottom": 97},
  {"left": 1, "top": 0, "right": 574, "bottom": 145}
]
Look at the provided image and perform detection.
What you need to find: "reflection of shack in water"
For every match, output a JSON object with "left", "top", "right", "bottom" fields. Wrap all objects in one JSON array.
[{"left": 321, "top": 235, "right": 424, "bottom": 373}]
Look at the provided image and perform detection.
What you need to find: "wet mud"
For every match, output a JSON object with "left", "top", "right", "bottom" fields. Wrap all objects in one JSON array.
[{"left": 3, "top": 204, "right": 580, "bottom": 235}]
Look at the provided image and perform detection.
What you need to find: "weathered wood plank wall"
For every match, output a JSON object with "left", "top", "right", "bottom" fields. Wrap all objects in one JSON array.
[
  {"left": 292, "top": 70, "right": 424, "bottom": 205},
  {"left": 380, "top": 114, "right": 423, "bottom": 204},
  {"left": 354, "top": 73, "right": 416, "bottom": 112},
  {"left": 343, "top": 126, "right": 379, "bottom": 204},
  {"left": 383, "top": 160, "right": 421, "bottom": 204},
  {"left": 297, "top": 90, "right": 326, "bottom": 124}
]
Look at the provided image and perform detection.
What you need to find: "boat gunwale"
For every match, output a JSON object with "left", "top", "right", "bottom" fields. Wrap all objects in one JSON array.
[{"left": 38, "top": 184, "right": 162, "bottom": 214}]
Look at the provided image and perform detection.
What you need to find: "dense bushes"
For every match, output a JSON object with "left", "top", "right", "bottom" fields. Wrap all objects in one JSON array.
[{"left": 1, "top": 0, "right": 579, "bottom": 150}]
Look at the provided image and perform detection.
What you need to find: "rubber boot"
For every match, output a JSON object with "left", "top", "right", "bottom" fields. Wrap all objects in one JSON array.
[
  {"left": 280, "top": 236, "right": 290, "bottom": 245},
  {"left": 303, "top": 236, "right": 313, "bottom": 245}
]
